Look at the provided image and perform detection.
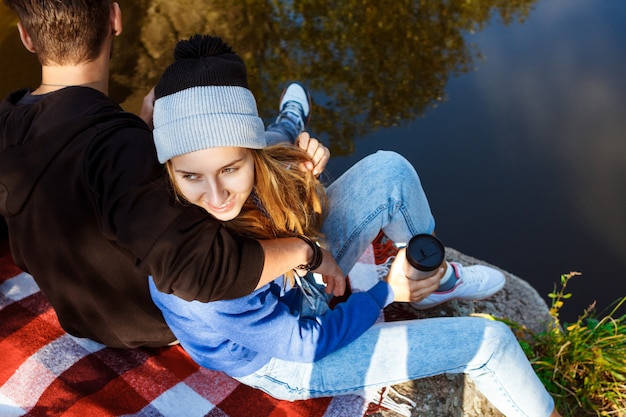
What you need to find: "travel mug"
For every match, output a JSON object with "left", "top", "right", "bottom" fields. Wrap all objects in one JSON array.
[{"left": 403, "top": 234, "right": 445, "bottom": 280}]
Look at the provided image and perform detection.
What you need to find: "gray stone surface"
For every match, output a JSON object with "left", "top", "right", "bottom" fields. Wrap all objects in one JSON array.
[{"left": 370, "top": 247, "right": 553, "bottom": 417}]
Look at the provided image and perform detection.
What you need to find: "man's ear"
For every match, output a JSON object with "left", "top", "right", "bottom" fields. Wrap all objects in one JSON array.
[
  {"left": 17, "top": 22, "right": 36, "bottom": 53},
  {"left": 111, "top": 2, "right": 123, "bottom": 36}
]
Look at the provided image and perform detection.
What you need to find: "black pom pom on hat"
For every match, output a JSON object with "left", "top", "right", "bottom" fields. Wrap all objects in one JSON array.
[
  {"left": 173, "top": 34, "right": 233, "bottom": 60},
  {"left": 155, "top": 34, "right": 249, "bottom": 100}
]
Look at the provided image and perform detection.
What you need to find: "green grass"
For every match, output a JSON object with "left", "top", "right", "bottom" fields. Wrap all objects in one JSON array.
[{"left": 494, "top": 272, "right": 626, "bottom": 416}]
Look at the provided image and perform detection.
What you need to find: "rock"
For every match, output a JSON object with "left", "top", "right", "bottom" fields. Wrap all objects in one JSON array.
[{"left": 371, "top": 247, "right": 553, "bottom": 417}]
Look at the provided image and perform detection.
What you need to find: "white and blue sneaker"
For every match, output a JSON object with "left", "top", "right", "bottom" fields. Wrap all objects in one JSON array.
[
  {"left": 279, "top": 82, "right": 311, "bottom": 129},
  {"left": 267, "top": 82, "right": 312, "bottom": 143},
  {"left": 411, "top": 262, "right": 506, "bottom": 310}
]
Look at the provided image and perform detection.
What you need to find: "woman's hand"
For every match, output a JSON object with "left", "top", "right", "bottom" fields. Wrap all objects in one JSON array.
[
  {"left": 296, "top": 132, "right": 330, "bottom": 176},
  {"left": 313, "top": 248, "right": 346, "bottom": 297},
  {"left": 385, "top": 248, "right": 442, "bottom": 302}
]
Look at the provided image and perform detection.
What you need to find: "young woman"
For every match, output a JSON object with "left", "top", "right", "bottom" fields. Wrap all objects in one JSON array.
[{"left": 149, "top": 35, "right": 561, "bottom": 417}]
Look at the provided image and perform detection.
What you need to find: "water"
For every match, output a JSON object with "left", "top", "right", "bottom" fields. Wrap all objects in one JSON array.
[
  {"left": 1, "top": 0, "right": 624, "bottom": 322},
  {"left": 324, "top": 0, "right": 626, "bottom": 322}
]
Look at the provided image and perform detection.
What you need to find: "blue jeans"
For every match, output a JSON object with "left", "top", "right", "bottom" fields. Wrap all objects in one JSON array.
[
  {"left": 265, "top": 114, "right": 301, "bottom": 145},
  {"left": 235, "top": 151, "right": 555, "bottom": 417},
  {"left": 322, "top": 150, "right": 435, "bottom": 275}
]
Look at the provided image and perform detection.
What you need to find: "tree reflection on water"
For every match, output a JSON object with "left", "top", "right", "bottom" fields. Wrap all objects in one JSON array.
[
  {"left": 1, "top": 0, "right": 536, "bottom": 155},
  {"left": 124, "top": 0, "right": 537, "bottom": 155}
]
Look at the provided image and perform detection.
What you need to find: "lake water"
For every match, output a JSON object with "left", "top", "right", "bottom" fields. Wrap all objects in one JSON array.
[
  {"left": 1, "top": 0, "right": 625, "bottom": 322},
  {"left": 324, "top": 0, "right": 626, "bottom": 322}
]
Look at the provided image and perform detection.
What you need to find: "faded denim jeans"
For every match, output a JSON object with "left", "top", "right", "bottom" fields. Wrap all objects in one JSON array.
[{"left": 236, "top": 151, "right": 555, "bottom": 417}]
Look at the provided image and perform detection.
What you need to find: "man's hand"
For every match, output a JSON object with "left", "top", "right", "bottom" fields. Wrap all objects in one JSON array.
[
  {"left": 139, "top": 87, "right": 155, "bottom": 129},
  {"left": 295, "top": 132, "right": 330, "bottom": 176},
  {"left": 313, "top": 248, "right": 346, "bottom": 296},
  {"left": 385, "top": 248, "right": 442, "bottom": 303}
]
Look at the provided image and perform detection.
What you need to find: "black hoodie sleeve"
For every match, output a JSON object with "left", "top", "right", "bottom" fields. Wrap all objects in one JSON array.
[{"left": 85, "top": 115, "right": 264, "bottom": 302}]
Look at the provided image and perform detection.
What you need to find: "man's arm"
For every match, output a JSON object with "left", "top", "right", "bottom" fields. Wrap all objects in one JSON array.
[{"left": 257, "top": 238, "right": 346, "bottom": 296}]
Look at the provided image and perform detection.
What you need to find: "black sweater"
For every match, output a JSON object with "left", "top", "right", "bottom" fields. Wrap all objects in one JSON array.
[{"left": 0, "top": 87, "right": 264, "bottom": 348}]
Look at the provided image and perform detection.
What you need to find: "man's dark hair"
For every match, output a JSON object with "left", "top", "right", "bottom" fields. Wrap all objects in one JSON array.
[{"left": 3, "top": 0, "right": 112, "bottom": 65}]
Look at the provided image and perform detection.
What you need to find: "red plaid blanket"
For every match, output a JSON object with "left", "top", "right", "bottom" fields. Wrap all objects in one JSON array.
[{"left": 0, "top": 237, "right": 396, "bottom": 417}]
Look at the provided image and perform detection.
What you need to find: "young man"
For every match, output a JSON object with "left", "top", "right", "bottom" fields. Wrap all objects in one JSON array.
[{"left": 0, "top": 0, "right": 443, "bottom": 349}]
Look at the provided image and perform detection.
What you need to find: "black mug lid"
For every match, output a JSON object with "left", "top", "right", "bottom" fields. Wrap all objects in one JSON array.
[{"left": 406, "top": 234, "right": 445, "bottom": 271}]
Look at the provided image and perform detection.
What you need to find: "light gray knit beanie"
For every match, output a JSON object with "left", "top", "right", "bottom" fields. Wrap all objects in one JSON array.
[{"left": 153, "top": 34, "right": 266, "bottom": 163}]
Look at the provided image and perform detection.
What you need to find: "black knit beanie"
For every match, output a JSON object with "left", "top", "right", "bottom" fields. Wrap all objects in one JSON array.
[{"left": 153, "top": 35, "right": 266, "bottom": 163}]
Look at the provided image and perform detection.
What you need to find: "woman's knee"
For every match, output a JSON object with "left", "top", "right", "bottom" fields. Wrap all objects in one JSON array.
[
  {"left": 361, "top": 151, "right": 421, "bottom": 194},
  {"left": 372, "top": 150, "right": 415, "bottom": 174}
]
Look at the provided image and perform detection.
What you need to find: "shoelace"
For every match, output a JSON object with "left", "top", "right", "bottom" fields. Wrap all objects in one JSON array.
[
  {"left": 278, "top": 101, "right": 306, "bottom": 130},
  {"left": 364, "top": 386, "right": 417, "bottom": 417}
]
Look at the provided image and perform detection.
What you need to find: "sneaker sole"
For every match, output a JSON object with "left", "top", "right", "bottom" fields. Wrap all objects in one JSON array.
[{"left": 410, "top": 278, "right": 506, "bottom": 310}]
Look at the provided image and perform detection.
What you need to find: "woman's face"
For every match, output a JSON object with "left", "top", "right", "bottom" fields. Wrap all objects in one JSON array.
[{"left": 169, "top": 147, "right": 255, "bottom": 221}]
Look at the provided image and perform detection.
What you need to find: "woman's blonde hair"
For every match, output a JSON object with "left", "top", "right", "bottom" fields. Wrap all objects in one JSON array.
[{"left": 166, "top": 143, "right": 328, "bottom": 242}]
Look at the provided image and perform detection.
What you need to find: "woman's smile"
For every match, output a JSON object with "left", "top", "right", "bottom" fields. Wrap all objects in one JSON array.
[
  {"left": 203, "top": 195, "right": 238, "bottom": 218},
  {"left": 207, "top": 196, "right": 236, "bottom": 211},
  {"left": 169, "top": 146, "right": 256, "bottom": 221}
]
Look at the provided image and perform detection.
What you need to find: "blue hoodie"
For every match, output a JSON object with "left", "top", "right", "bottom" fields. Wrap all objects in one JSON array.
[{"left": 149, "top": 277, "right": 394, "bottom": 377}]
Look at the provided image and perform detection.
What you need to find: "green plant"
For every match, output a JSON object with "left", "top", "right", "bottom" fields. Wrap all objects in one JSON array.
[{"left": 494, "top": 272, "right": 626, "bottom": 416}]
